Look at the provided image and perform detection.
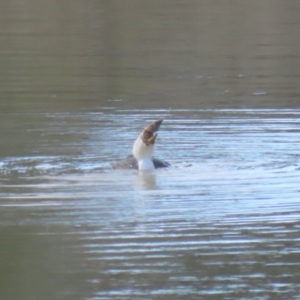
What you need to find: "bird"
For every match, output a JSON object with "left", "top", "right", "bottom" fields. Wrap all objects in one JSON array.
[{"left": 111, "top": 119, "right": 170, "bottom": 170}]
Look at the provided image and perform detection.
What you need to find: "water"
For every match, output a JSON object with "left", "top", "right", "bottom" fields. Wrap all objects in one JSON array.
[
  {"left": 1, "top": 1, "right": 300, "bottom": 299},
  {"left": 1, "top": 109, "right": 300, "bottom": 300}
]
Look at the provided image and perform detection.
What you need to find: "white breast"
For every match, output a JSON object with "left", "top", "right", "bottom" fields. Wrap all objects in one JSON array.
[
  {"left": 138, "top": 158, "right": 155, "bottom": 170},
  {"left": 132, "top": 135, "right": 155, "bottom": 170}
]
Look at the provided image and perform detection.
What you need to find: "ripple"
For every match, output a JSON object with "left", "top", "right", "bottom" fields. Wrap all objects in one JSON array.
[{"left": 1, "top": 109, "right": 300, "bottom": 299}]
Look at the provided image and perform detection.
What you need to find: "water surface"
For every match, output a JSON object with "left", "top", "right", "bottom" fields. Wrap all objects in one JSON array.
[
  {"left": 1, "top": 0, "right": 300, "bottom": 299},
  {"left": 1, "top": 109, "right": 300, "bottom": 300}
]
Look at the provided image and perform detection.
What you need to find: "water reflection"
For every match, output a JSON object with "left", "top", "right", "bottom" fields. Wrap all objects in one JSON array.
[
  {"left": 2, "top": 0, "right": 300, "bottom": 113},
  {"left": 134, "top": 171, "right": 157, "bottom": 191}
]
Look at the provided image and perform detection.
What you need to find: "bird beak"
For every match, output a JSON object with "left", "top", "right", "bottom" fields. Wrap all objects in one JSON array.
[{"left": 145, "top": 119, "right": 163, "bottom": 133}]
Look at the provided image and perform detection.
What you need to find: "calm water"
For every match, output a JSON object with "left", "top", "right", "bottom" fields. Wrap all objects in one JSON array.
[{"left": 1, "top": 1, "right": 300, "bottom": 300}]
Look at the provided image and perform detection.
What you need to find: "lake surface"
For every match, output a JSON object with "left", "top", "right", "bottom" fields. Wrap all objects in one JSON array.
[
  {"left": 1, "top": 109, "right": 300, "bottom": 300},
  {"left": 1, "top": 1, "right": 300, "bottom": 300}
]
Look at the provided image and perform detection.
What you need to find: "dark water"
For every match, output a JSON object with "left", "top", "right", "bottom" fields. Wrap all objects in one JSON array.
[{"left": 1, "top": 1, "right": 300, "bottom": 300}]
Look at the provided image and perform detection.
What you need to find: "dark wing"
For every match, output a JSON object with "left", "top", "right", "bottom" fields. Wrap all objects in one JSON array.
[
  {"left": 152, "top": 157, "right": 171, "bottom": 169},
  {"left": 110, "top": 155, "right": 138, "bottom": 170}
]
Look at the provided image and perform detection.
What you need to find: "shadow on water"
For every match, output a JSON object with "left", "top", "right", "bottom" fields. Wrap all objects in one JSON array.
[{"left": 1, "top": 0, "right": 300, "bottom": 299}]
